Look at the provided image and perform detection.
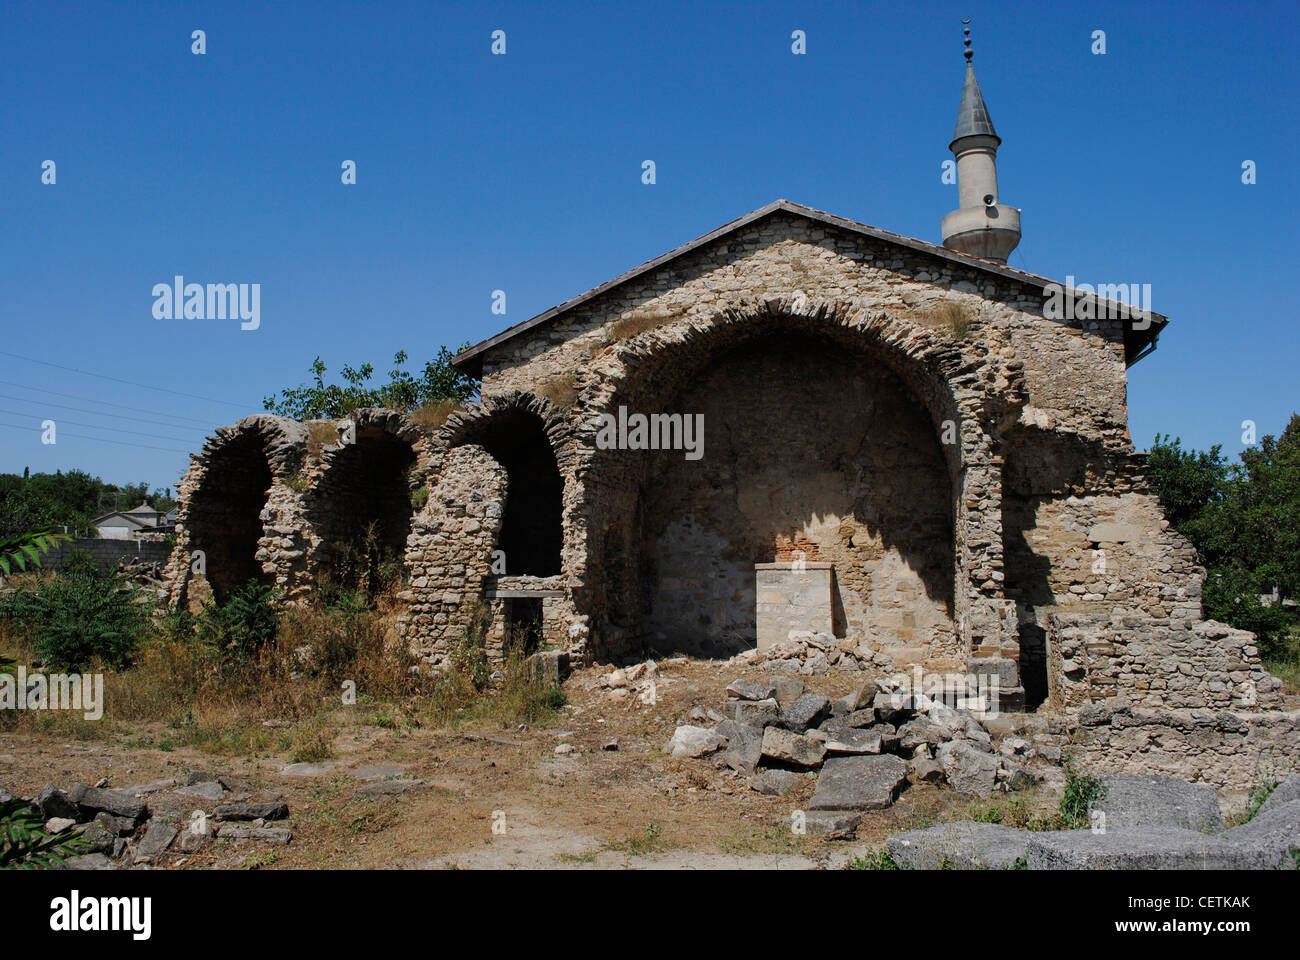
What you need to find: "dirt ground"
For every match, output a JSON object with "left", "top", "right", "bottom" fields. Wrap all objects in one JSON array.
[{"left": 0, "top": 658, "right": 1069, "bottom": 870}]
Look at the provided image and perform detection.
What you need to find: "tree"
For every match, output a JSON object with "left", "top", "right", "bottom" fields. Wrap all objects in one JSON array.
[
  {"left": 1147, "top": 418, "right": 1300, "bottom": 661},
  {"left": 262, "top": 346, "right": 479, "bottom": 420}
]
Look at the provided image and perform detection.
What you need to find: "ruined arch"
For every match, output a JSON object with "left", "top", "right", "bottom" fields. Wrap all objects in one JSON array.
[
  {"left": 175, "top": 416, "right": 303, "bottom": 606},
  {"left": 439, "top": 393, "right": 570, "bottom": 578},
  {"left": 571, "top": 297, "right": 1025, "bottom": 663},
  {"left": 309, "top": 409, "right": 422, "bottom": 592}
]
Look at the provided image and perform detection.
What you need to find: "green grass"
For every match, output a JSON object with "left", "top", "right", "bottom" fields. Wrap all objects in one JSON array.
[{"left": 845, "top": 848, "right": 898, "bottom": 870}]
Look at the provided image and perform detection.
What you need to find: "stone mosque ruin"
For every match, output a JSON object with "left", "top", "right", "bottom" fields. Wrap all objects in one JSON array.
[{"left": 164, "top": 37, "right": 1294, "bottom": 789}]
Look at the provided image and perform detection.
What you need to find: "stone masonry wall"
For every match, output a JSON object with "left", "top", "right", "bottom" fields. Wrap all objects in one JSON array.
[
  {"left": 1071, "top": 700, "right": 1300, "bottom": 791},
  {"left": 396, "top": 445, "right": 506, "bottom": 672}
]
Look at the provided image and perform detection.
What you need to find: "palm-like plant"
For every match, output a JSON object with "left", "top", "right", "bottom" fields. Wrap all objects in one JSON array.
[
  {"left": 0, "top": 798, "right": 88, "bottom": 869},
  {"left": 0, "top": 529, "right": 70, "bottom": 578}
]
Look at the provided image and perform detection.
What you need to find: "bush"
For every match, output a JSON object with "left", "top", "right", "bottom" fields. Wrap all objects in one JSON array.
[
  {"left": 1060, "top": 765, "right": 1106, "bottom": 829},
  {"left": 195, "top": 579, "right": 280, "bottom": 661},
  {"left": 0, "top": 569, "right": 150, "bottom": 670}
]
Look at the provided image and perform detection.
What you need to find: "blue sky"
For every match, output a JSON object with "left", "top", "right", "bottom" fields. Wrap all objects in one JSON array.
[{"left": 2, "top": 0, "right": 1296, "bottom": 492}]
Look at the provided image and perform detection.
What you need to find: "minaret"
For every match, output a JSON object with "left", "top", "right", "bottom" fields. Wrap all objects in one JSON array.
[{"left": 941, "top": 21, "right": 1021, "bottom": 263}]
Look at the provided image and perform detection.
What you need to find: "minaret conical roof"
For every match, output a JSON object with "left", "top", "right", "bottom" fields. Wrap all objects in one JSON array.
[{"left": 952, "top": 62, "right": 998, "bottom": 143}]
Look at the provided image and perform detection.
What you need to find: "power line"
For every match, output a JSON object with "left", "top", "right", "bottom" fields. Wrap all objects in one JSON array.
[
  {"left": 0, "top": 421, "right": 194, "bottom": 454},
  {"left": 0, "top": 392, "right": 210, "bottom": 434},
  {"left": 0, "top": 378, "right": 216, "bottom": 426},
  {"left": 0, "top": 350, "right": 249, "bottom": 409},
  {"left": 0, "top": 408, "right": 198, "bottom": 445}
]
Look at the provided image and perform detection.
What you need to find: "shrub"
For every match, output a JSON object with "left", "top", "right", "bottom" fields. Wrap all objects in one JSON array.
[
  {"left": 196, "top": 579, "right": 281, "bottom": 661},
  {"left": 1060, "top": 765, "right": 1106, "bottom": 829},
  {"left": 0, "top": 569, "right": 150, "bottom": 670}
]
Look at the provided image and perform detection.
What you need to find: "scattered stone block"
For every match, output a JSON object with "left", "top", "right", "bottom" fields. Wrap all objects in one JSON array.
[
  {"left": 779, "top": 693, "right": 832, "bottom": 733},
  {"left": 214, "top": 802, "right": 290, "bottom": 822},
  {"left": 793, "top": 810, "right": 861, "bottom": 839},
  {"left": 809, "top": 755, "right": 908, "bottom": 811},
  {"left": 134, "top": 821, "right": 178, "bottom": 863},
  {"left": 178, "top": 781, "right": 225, "bottom": 801},
  {"left": 888, "top": 821, "right": 1030, "bottom": 869},
  {"left": 216, "top": 825, "right": 293, "bottom": 844},
  {"left": 36, "top": 785, "right": 81, "bottom": 821},
  {"left": 726, "top": 679, "right": 776, "bottom": 702},
  {"left": 722, "top": 698, "right": 781, "bottom": 726},
  {"left": 823, "top": 728, "right": 885, "bottom": 755},
  {"left": 717, "top": 720, "right": 764, "bottom": 774},
  {"left": 663, "top": 725, "right": 725, "bottom": 758},
  {"left": 771, "top": 677, "right": 805, "bottom": 706},
  {"left": 760, "top": 727, "right": 826, "bottom": 768},
  {"left": 68, "top": 784, "right": 148, "bottom": 823},
  {"left": 750, "top": 769, "right": 810, "bottom": 797},
  {"left": 937, "top": 741, "right": 999, "bottom": 796}
]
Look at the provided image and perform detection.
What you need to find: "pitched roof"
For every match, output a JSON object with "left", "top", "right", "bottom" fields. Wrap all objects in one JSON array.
[{"left": 451, "top": 199, "right": 1166, "bottom": 376}]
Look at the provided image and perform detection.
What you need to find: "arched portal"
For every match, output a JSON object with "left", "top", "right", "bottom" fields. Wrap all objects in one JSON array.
[
  {"left": 450, "top": 406, "right": 562, "bottom": 577},
  {"left": 184, "top": 430, "right": 274, "bottom": 604},
  {"left": 578, "top": 297, "right": 1019, "bottom": 665},
  {"left": 629, "top": 331, "right": 955, "bottom": 658},
  {"left": 312, "top": 423, "right": 418, "bottom": 592}
]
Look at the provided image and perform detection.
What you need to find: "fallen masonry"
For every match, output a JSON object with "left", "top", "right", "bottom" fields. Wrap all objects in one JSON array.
[
  {"left": 662, "top": 672, "right": 1047, "bottom": 838},
  {"left": 6, "top": 771, "right": 299, "bottom": 869},
  {"left": 886, "top": 773, "right": 1300, "bottom": 870}
]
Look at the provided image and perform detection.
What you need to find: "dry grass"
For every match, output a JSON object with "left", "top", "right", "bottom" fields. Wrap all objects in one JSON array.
[
  {"left": 537, "top": 373, "right": 580, "bottom": 409},
  {"left": 409, "top": 398, "right": 463, "bottom": 433},
  {"left": 924, "top": 300, "right": 974, "bottom": 339},
  {"left": 306, "top": 420, "right": 339, "bottom": 459}
]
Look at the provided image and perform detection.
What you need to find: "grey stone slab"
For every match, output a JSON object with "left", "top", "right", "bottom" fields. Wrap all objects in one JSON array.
[
  {"left": 353, "top": 764, "right": 405, "bottom": 782},
  {"left": 36, "top": 785, "right": 80, "bottom": 821},
  {"left": 726, "top": 679, "right": 776, "bottom": 702},
  {"left": 663, "top": 725, "right": 725, "bottom": 758},
  {"left": 1025, "top": 828, "right": 1250, "bottom": 870},
  {"left": 214, "top": 801, "right": 289, "bottom": 821},
  {"left": 809, "top": 755, "right": 908, "bottom": 811},
  {"left": 760, "top": 727, "right": 826, "bottom": 768},
  {"left": 779, "top": 693, "right": 832, "bottom": 733},
  {"left": 68, "top": 784, "right": 148, "bottom": 822},
  {"left": 1093, "top": 774, "right": 1223, "bottom": 833},
  {"left": 722, "top": 698, "right": 781, "bottom": 726},
  {"left": 177, "top": 781, "right": 225, "bottom": 801},
  {"left": 749, "top": 769, "right": 811, "bottom": 797},
  {"left": 216, "top": 825, "right": 293, "bottom": 843},
  {"left": 1256, "top": 774, "right": 1300, "bottom": 819},
  {"left": 823, "top": 728, "right": 885, "bottom": 755},
  {"left": 133, "top": 821, "right": 178, "bottom": 863},
  {"left": 66, "top": 853, "right": 117, "bottom": 871},
  {"left": 888, "top": 821, "right": 1031, "bottom": 870},
  {"left": 1225, "top": 797, "right": 1300, "bottom": 869},
  {"left": 793, "top": 810, "right": 861, "bottom": 839},
  {"left": 936, "top": 741, "right": 999, "bottom": 795},
  {"left": 717, "top": 720, "right": 764, "bottom": 775},
  {"left": 771, "top": 676, "right": 805, "bottom": 706}
]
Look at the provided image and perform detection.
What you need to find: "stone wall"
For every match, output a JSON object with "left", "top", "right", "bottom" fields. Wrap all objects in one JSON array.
[
  {"left": 43, "top": 538, "right": 172, "bottom": 576},
  {"left": 396, "top": 445, "right": 506, "bottom": 671},
  {"left": 1047, "top": 611, "right": 1283, "bottom": 711},
  {"left": 1071, "top": 701, "right": 1300, "bottom": 791}
]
